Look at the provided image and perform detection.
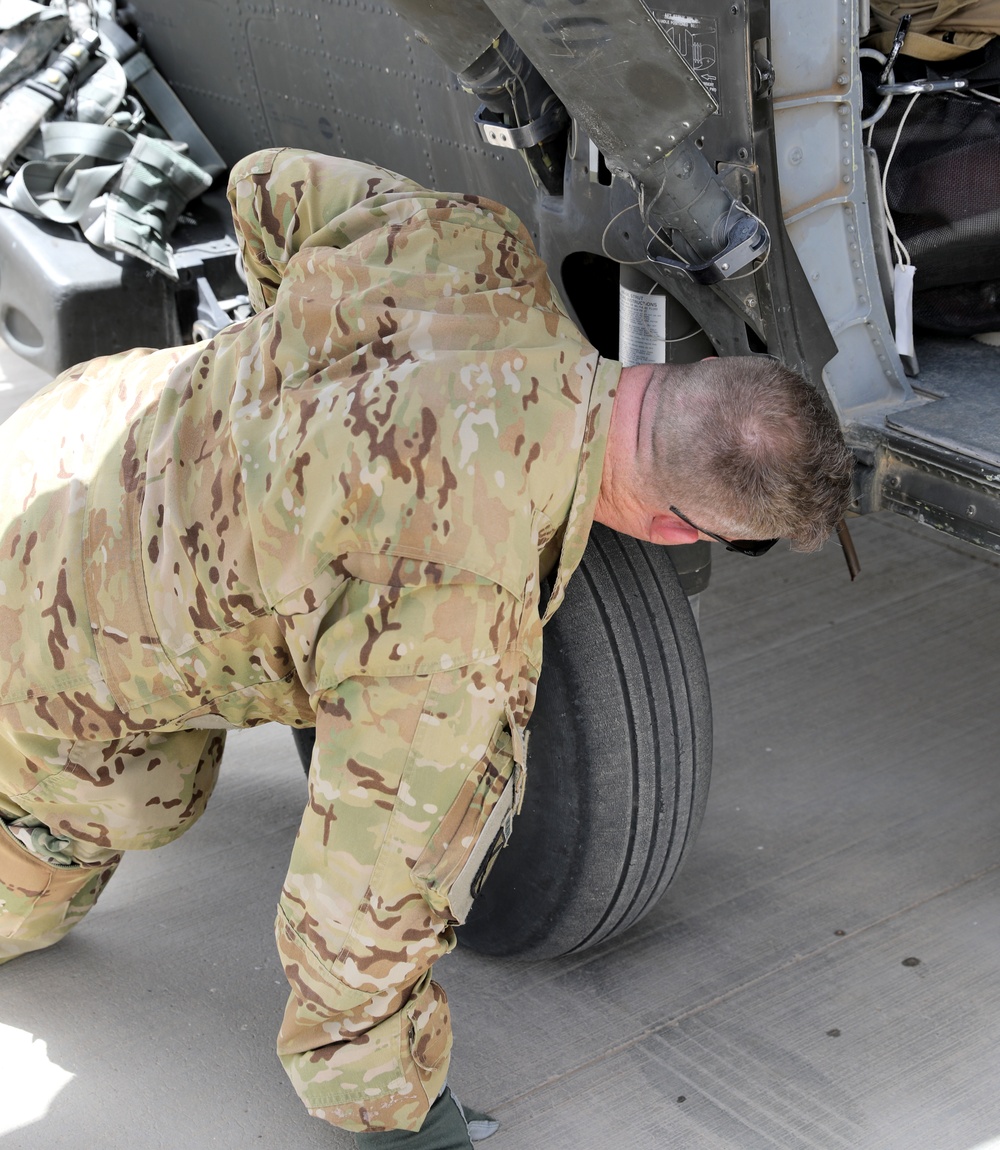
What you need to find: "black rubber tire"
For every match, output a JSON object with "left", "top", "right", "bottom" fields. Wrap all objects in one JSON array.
[{"left": 290, "top": 524, "right": 712, "bottom": 961}]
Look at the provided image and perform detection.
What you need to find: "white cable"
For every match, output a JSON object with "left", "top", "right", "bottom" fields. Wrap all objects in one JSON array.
[
  {"left": 600, "top": 200, "right": 649, "bottom": 265},
  {"left": 642, "top": 279, "right": 706, "bottom": 343},
  {"left": 966, "top": 86, "right": 1000, "bottom": 105},
  {"left": 881, "top": 91, "right": 921, "bottom": 268}
]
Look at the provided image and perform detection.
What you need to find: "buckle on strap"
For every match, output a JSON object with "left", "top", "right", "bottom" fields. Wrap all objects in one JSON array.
[{"left": 474, "top": 101, "right": 567, "bottom": 150}]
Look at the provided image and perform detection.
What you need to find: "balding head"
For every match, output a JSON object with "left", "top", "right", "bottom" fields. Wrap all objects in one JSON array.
[{"left": 603, "top": 355, "right": 854, "bottom": 552}]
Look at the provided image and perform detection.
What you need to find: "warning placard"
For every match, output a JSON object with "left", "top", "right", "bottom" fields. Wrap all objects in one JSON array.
[{"left": 651, "top": 12, "right": 720, "bottom": 107}]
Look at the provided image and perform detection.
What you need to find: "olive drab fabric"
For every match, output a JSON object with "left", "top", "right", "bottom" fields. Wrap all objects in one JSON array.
[
  {"left": 868, "top": 0, "right": 1000, "bottom": 59},
  {"left": 0, "top": 148, "right": 619, "bottom": 1131}
]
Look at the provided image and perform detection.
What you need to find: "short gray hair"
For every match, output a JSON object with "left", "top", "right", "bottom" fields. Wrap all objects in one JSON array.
[{"left": 646, "top": 356, "right": 854, "bottom": 552}]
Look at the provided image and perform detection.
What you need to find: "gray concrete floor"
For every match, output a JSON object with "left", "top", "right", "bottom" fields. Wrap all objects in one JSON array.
[{"left": 1, "top": 341, "right": 1000, "bottom": 1149}]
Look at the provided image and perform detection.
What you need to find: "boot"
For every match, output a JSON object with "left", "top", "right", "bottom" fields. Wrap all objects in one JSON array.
[{"left": 354, "top": 1086, "right": 499, "bottom": 1148}]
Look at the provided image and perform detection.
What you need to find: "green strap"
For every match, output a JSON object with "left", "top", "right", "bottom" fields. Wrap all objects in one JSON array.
[
  {"left": 8, "top": 156, "right": 120, "bottom": 223},
  {"left": 42, "top": 119, "right": 135, "bottom": 162},
  {"left": 5, "top": 119, "right": 212, "bottom": 277},
  {"left": 96, "top": 132, "right": 212, "bottom": 277},
  {"left": 6, "top": 121, "right": 133, "bottom": 224}
]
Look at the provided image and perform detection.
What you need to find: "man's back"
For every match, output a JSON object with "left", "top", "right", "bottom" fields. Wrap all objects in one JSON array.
[{"left": 0, "top": 148, "right": 613, "bottom": 740}]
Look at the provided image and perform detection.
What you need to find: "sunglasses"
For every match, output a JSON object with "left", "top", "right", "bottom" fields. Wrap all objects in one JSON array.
[{"left": 669, "top": 506, "right": 780, "bottom": 557}]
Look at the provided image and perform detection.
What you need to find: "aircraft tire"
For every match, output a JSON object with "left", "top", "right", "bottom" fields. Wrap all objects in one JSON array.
[{"left": 290, "top": 524, "right": 712, "bottom": 960}]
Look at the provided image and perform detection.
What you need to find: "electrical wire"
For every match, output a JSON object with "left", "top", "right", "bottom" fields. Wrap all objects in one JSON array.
[
  {"left": 965, "top": 86, "right": 1000, "bottom": 105},
  {"left": 631, "top": 274, "right": 707, "bottom": 346},
  {"left": 600, "top": 200, "right": 650, "bottom": 265},
  {"left": 602, "top": 159, "right": 769, "bottom": 288},
  {"left": 494, "top": 39, "right": 528, "bottom": 131},
  {"left": 881, "top": 91, "right": 921, "bottom": 268}
]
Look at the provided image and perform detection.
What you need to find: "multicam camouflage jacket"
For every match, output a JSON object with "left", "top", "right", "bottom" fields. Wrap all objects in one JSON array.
[{"left": 0, "top": 148, "right": 620, "bottom": 1129}]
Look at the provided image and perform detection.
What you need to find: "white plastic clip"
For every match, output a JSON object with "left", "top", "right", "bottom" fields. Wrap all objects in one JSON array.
[{"left": 893, "top": 262, "right": 919, "bottom": 375}]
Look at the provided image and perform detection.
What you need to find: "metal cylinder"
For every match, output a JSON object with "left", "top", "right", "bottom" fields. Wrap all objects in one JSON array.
[
  {"left": 618, "top": 264, "right": 714, "bottom": 367},
  {"left": 618, "top": 265, "right": 712, "bottom": 605}
]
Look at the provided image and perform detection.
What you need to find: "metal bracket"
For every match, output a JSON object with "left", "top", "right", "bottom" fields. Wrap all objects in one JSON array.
[
  {"left": 753, "top": 41, "right": 774, "bottom": 98},
  {"left": 645, "top": 211, "right": 769, "bottom": 285},
  {"left": 192, "top": 275, "right": 251, "bottom": 341},
  {"left": 879, "top": 14, "right": 911, "bottom": 85},
  {"left": 878, "top": 434, "right": 1000, "bottom": 554},
  {"left": 474, "top": 102, "right": 567, "bottom": 150},
  {"left": 876, "top": 78, "right": 968, "bottom": 96}
]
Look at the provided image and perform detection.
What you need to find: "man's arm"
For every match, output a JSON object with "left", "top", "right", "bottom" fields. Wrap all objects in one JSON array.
[
  {"left": 227, "top": 148, "right": 425, "bottom": 312},
  {"left": 274, "top": 660, "right": 523, "bottom": 1131},
  {"left": 271, "top": 569, "right": 531, "bottom": 1131}
]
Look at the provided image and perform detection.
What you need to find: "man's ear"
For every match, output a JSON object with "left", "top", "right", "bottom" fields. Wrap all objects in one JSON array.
[{"left": 650, "top": 514, "right": 701, "bottom": 546}]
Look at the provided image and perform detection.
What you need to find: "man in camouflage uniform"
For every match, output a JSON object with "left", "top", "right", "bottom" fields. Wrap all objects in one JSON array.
[{"left": 0, "top": 148, "right": 852, "bottom": 1146}]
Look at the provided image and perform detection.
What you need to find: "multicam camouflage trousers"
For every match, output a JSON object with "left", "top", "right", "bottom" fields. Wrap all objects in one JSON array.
[
  {"left": 0, "top": 722, "right": 225, "bottom": 963},
  {"left": 0, "top": 717, "right": 461, "bottom": 1133}
]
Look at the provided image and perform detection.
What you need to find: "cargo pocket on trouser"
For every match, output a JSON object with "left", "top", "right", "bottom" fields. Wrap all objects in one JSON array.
[
  {"left": 411, "top": 706, "right": 527, "bottom": 925},
  {"left": 311, "top": 972, "right": 451, "bottom": 1134},
  {"left": 277, "top": 912, "right": 453, "bottom": 1135},
  {"left": 0, "top": 816, "right": 120, "bottom": 963}
]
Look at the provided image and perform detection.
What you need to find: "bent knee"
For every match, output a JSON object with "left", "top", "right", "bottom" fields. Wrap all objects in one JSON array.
[{"left": 0, "top": 814, "right": 119, "bottom": 952}]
